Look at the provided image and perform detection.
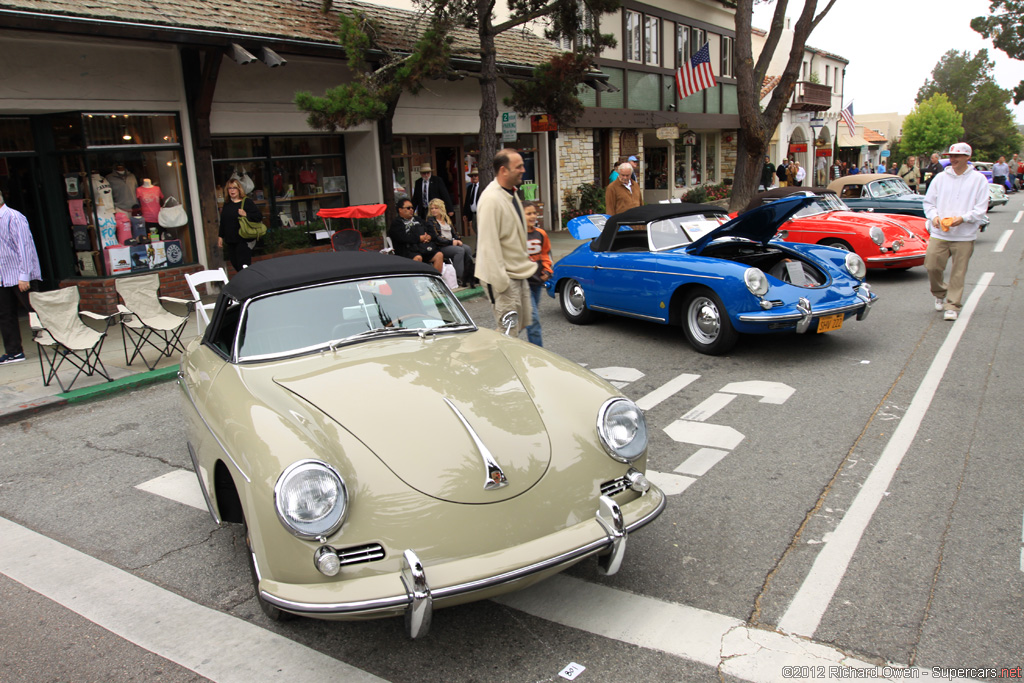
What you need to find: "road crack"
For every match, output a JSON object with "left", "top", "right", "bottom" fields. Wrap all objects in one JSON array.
[{"left": 748, "top": 318, "right": 938, "bottom": 627}]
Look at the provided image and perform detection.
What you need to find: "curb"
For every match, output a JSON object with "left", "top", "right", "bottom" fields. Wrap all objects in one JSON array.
[
  {"left": 454, "top": 285, "right": 483, "bottom": 301},
  {"left": 0, "top": 365, "right": 180, "bottom": 427}
]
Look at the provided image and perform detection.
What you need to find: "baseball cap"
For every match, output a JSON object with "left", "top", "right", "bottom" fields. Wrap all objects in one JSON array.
[
  {"left": 628, "top": 155, "right": 638, "bottom": 162},
  {"left": 944, "top": 142, "right": 972, "bottom": 157}
]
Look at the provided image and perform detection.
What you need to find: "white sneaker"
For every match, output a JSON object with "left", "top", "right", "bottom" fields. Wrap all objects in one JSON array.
[
  {"left": 943, "top": 309, "right": 958, "bottom": 321},
  {"left": 934, "top": 297, "right": 944, "bottom": 311}
]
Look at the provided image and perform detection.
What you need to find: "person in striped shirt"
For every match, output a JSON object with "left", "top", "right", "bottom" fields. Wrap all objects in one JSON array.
[{"left": 0, "top": 190, "right": 42, "bottom": 365}]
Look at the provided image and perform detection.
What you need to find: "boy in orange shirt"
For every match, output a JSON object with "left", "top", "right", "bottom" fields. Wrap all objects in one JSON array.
[{"left": 523, "top": 201, "right": 551, "bottom": 346}]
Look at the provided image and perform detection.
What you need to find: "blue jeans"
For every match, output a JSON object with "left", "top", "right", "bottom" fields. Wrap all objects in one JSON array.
[{"left": 528, "top": 283, "right": 543, "bottom": 346}]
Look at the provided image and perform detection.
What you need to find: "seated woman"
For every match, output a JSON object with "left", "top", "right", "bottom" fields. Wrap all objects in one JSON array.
[{"left": 425, "top": 198, "right": 476, "bottom": 286}]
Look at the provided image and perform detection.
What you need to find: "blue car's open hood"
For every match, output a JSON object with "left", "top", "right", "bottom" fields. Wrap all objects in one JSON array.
[
  {"left": 566, "top": 213, "right": 609, "bottom": 240},
  {"left": 685, "top": 195, "right": 816, "bottom": 256}
]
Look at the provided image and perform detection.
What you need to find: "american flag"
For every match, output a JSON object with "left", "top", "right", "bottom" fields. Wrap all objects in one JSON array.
[
  {"left": 841, "top": 102, "right": 856, "bottom": 137},
  {"left": 676, "top": 42, "right": 716, "bottom": 99}
]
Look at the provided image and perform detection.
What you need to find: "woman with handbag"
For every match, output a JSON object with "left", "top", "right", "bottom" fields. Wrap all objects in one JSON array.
[
  {"left": 218, "top": 178, "right": 263, "bottom": 271},
  {"left": 426, "top": 198, "right": 475, "bottom": 286}
]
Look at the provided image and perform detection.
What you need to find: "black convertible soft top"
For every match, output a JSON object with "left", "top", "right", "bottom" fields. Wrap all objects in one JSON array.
[
  {"left": 742, "top": 187, "right": 835, "bottom": 213},
  {"left": 223, "top": 250, "right": 436, "bottom": 302},
  {"left": 594, "top": 202, "right": 728, "bottom": 252}
]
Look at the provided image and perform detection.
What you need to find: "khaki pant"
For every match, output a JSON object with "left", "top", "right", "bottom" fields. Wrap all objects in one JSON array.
[
  {"left": 487, "top": 278, "right": 531, "bottom": 337},
  {"left": 925, "top": 238, "right": 975, "bottom": 310}
]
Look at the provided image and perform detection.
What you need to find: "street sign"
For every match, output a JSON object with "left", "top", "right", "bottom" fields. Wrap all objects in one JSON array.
[
  {"left": 502, "top": 112, "right": 517, "bottom": 142},
  {"left": 656, "top": 126, "right": 680, "bottom": 140}
]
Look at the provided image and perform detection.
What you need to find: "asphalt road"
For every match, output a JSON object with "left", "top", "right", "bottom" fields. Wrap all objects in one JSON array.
[{"left": 2, "top": 202, "right": 1022, "bottom": 683}]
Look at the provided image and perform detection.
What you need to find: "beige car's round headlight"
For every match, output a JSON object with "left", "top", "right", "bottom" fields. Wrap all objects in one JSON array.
[
  {"left": 597, "top": 398, "right": 648, "bottom": 463},
  {"left": 274, "top": 460, "right": 348, "bottom": 539}
]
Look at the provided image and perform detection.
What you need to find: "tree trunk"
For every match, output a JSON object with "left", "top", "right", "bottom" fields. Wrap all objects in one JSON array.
[
  {"left": 377, "top": 99, "right": 399, "bottom": 226},
  {"left": 477, "top": 3, "right": 499, "bottom": 189},
  {"left": 730, "top": 125, "right": 768, "bottom": 212}
]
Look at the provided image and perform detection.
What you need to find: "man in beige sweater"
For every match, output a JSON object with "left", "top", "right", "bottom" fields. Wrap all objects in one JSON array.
[
  {"left": 475, "top": 149, "right": 538, "bottom": 336},
  {"left": 605, "top": 162, "right": 643, "bottom": 215}
]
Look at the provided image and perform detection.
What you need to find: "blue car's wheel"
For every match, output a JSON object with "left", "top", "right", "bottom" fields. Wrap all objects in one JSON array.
[
  {"left": 559, "top": 278, "right": 597, "bottom": 324},
  {"left": 683, "top": 288, "right": 738, "bottom": 355}
]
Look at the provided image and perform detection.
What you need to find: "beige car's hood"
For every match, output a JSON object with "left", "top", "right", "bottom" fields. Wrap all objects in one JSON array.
[{"left": 274, "top": 332, "right": 551, "bottom": 504}]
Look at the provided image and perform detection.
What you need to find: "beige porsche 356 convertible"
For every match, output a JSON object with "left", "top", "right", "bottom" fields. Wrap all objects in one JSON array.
[{"left": 178, "top": 251, "right": 665, "bottom": 637}]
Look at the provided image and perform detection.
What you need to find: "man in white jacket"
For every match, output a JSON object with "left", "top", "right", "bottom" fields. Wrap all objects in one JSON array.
[
  {"left": 474, "top": 149, "right": 537, "bottom": 336},
  {"left": 922, "top": 142, "right": 989, "bottom": 321}
]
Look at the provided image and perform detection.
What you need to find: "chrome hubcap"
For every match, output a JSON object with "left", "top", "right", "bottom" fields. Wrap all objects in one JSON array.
[
  {"left": 565, "top": 281, "right": 586, "bottom": 316},
  {"left": 689, "top": 297, "right": 720, "bottom": 343}
]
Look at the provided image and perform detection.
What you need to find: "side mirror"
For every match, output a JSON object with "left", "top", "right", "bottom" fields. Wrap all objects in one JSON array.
[{"left": 500, "top": 311, "right": 518, "bottom": 336}]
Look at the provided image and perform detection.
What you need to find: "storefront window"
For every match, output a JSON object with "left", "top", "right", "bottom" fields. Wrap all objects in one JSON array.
[
  {"left": 212, "top": 134, "right": 347, "bottom": 231},
  {"left": 644, "top": 147, "right": 669, "bottom": 190},
  {"left": 673, "top": 133, "right": 718, "bottom": 189},
  {"left": 55, "top": 112, "right": 193, "bottom": 278},
  {"left": 0, "top": 118, "right": 33, "bottom": 153},
  {"left": 83, "top": 113, "right": 179, "bottom": 147}
]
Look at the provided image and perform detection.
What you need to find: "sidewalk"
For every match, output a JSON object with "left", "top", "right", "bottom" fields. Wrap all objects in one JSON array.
[{"left": 0, "top": 230, "right": 588, "bottom": 425}]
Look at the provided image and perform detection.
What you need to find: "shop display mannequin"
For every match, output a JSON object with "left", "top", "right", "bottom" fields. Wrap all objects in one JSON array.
[
  {"left": 89, "top": 172, "right": 114, "bottom": 210},
  {"left": 106, "top": 164, "right": 139, "bottom": 211},
  {"left": 135, "top": 178, "right": 164, "bottom": 225}
]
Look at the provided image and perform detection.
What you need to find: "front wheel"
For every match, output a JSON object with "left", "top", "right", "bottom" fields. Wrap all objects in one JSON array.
[
  {"left": 559, "top": 278, "right": 597, "bottom": 324},
  {"left": 682, "top": 288, "right": 738, "bottom": 355}
]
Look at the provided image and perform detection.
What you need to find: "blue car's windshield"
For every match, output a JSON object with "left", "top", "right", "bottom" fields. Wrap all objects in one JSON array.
[{"left": 649, "top": 214, "right": 729, "bottom": 251}]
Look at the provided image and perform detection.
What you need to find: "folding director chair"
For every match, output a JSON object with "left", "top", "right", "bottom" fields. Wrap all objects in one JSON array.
[
  {"left": 115, "top": 273, "right": 194, "bottom": 371},
  {"left": 184, "top": 268, "right": 229, "bottom": 334},
  {"left": 28, "top": 287, "right": 118, "bottom": 393}
]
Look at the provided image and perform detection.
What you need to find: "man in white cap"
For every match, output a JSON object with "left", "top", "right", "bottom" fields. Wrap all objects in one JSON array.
[
  {"left": 411, "top": 162, "right": 453, "bottom": 221},
  {"left": 922, "top": 142, "right": 989, "bottom": 321}
]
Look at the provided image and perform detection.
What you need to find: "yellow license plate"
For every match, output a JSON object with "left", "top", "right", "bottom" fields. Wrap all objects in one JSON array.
[{"left": 817, "top": 314, "right": 844, "bottom": 333}]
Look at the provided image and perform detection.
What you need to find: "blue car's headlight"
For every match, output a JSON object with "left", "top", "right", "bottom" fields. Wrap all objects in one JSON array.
[
  {"left": 869, "top": 226, "right": 884, "bottom": 245},
  {"left": 845, "top": 252, "right": 867, "bottom": 280},
  {"left": 597, "top": 398, "right": 648, "bottom": 463},
  {"left": 744, "top": 267, "right": 769, "bottom": 296},
  {"left": 275, "top": 460, "right": 348, "bottom": 539}
]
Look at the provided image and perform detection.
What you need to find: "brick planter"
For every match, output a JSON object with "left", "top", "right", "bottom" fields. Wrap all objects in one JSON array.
[{"left": 61, "top": 264, "right": 205, "bottom": 315}]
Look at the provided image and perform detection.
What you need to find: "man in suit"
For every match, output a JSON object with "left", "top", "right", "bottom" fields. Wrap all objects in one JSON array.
[
  {"left": 411, "top": 163, "right": 453, "bottom": 221},
  {"left": 462, "top": 168, "right": 480, "bottom": 236}
]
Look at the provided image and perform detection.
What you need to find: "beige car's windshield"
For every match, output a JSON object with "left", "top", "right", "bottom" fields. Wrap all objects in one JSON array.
[
  {"left": 868, "top": 178, "right": 913, "bottom": 198},
  {"left": 236, "top": 275, "right": 473, "bottom": 360}
]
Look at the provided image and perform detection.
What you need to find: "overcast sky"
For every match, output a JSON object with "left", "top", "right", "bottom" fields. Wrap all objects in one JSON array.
[{"left": 752, "top": 0, "right": 1024, "bottom": 123}]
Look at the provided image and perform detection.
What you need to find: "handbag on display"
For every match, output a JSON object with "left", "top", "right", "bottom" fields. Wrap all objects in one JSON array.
[
  {"left": 299, "top": 167, "right": 317, "bottom": 184},
  {"left": 239, "top": 171, "right": 255, "bottom": 195},
  {"left": 238, "top": 216, "right": 267, "bottom": 240},
  {"left": 158, "top": 196, "right": 189, "bottom": 228}
]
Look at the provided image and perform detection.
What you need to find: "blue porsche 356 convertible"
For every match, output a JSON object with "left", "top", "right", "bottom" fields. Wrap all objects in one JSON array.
[{"left": 547, "top": 196, "right": 877, "bottom": 355}]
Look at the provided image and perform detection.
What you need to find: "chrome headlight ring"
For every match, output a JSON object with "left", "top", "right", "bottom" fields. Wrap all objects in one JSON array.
[
  {"left": 743, "top": 267, "right": 769, "bottom": 297},
  {"left": 845, "top": 252, "right": 867, "bottom": 280},
  {"left": 274, "top": 459, "right": 348, "bottom": 540},
  {"left": 597, "top": 398, "right": 648, "bottom": 463}
]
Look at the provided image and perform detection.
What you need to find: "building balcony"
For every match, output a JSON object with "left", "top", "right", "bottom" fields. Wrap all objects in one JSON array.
[{"left": 791, "top": 81, "right": 832, "bottom": 111}]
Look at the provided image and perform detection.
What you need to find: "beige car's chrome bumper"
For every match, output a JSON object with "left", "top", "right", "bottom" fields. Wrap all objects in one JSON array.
[{"left": 258, "top": 487, "right": 666, "bottom": 637}]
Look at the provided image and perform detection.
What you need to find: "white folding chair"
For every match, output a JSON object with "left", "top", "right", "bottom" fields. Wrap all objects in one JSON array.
[
  {"left": 380, "top": 234, "right": 396, "bottom": 255},
  {"left": 29, "top": 288, "right": 118, "bottom": 393},
  {"left": 115, "top": 273, "right": 194, "bottom": 371},
  {"left": 184, "top": 268, "right": 229, "bottom": 333}
]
